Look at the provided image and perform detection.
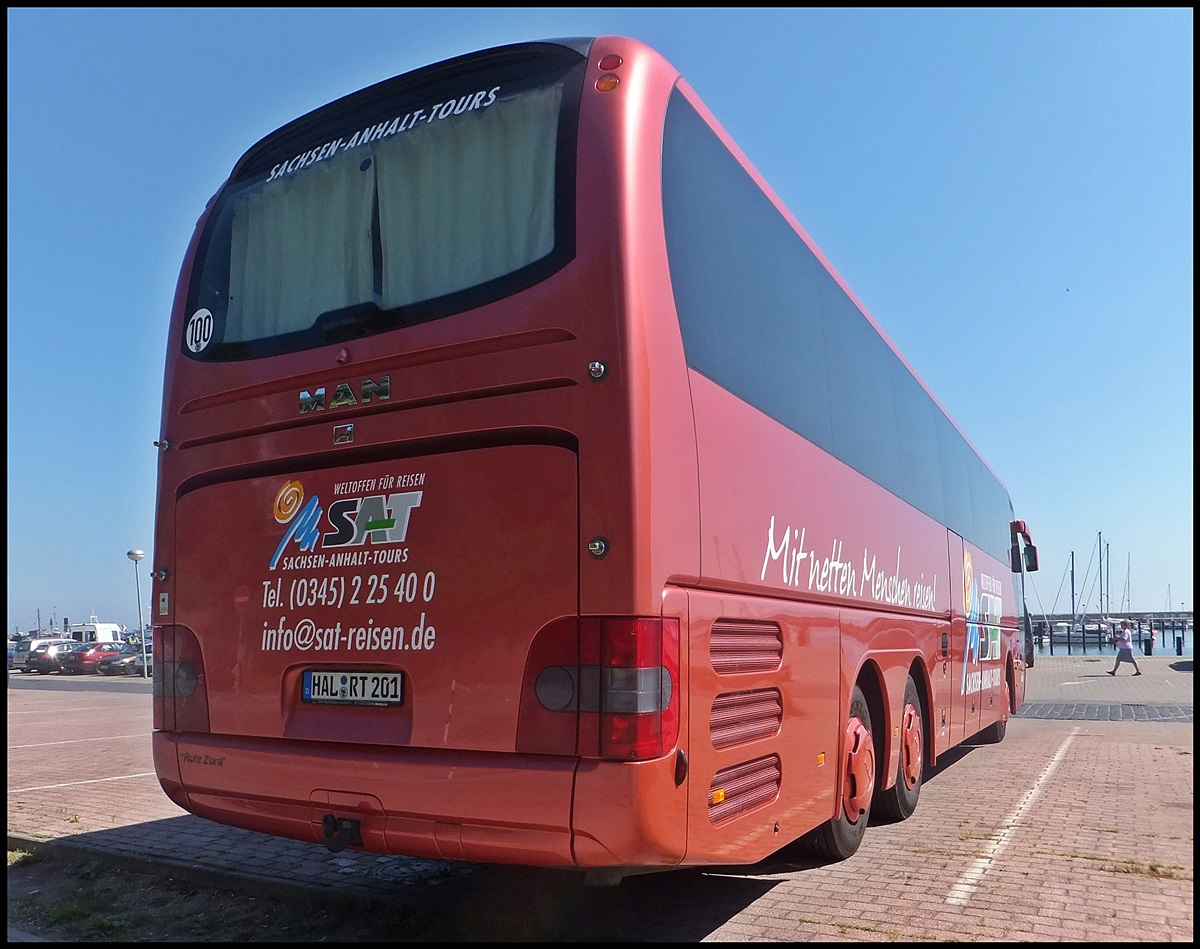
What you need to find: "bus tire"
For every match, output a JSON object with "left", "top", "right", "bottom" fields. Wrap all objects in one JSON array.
[
  {"left": 802, "top": 684, "right": 875, "bottom": 860},
  {"left": 875, "top": 674, "right": 924, "bottom": 822},
  {"left": 975, "top": 670, "right": 1011, "bottom": 744}
]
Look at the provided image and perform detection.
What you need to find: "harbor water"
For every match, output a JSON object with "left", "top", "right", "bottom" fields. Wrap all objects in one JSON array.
[{"left": 1032, "top": 622, "right": 1192, "bottom": 659}]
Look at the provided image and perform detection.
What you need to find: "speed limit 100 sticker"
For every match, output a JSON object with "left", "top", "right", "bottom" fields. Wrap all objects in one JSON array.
[{"left": 186, "top": 308, "right": 214, "bottom": 353}]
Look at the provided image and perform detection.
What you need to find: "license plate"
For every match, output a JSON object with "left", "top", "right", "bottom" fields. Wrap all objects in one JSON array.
[{"left": 302, "top": 670, "right": 403, "bottom": 707}]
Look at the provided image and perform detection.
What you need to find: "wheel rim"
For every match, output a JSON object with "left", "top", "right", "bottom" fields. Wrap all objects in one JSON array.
[
  {"left": 899, "top": 702, "right": 922, "bottom": 788},
  {"left": 842, "top": 716, "right": 875, "bottom": 820}
]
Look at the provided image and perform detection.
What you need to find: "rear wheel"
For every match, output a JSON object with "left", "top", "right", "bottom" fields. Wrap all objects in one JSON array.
[
  {"left": 801, "top": 684, "right": 875, "bottom": 860},
  {"left": 876, "top": 674, "right": 924, "bottom": 822}
]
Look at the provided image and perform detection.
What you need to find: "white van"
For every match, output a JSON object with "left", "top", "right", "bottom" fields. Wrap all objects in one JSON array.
[{"left": 63, "top": 616, "right": 125, "bottom": 644}]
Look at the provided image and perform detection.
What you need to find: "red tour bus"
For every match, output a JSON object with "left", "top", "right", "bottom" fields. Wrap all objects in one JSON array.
[{"left": 151, "top": 36, "right": 1039, "bottom": 884}]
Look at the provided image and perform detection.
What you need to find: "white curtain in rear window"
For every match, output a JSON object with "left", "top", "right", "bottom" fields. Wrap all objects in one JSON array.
[
  {"left": 226, "top": 150, "right": 375, "bottom": 342},
  {"left": 222, "top": 84, "right": 560, "bottom": 342},
  {"left": 375, "top": 85, "right": 560, "bottom": 308}
]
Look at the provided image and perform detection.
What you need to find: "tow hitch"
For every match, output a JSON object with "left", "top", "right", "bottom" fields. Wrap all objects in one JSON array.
[{"left": 321, "top": 814, "right": 363, "bottom": 852}]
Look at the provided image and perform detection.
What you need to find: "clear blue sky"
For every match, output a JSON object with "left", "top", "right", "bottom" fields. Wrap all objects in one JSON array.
[{"left": 7, "top": 8, "right": 1193, "bottom": 633}]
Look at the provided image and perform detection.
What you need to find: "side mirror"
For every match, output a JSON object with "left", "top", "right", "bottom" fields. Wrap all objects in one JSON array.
[{"left": 1012, "top": 543, "right": 1039, "bottom": 573}]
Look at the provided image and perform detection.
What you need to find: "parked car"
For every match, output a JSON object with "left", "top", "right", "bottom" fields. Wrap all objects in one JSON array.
[
  {"left": 13, "top": 637, "right": 75, "bottom": 673},
  {"left": 59, "top": 641, "right": 128, "bottom": 674},
  {"left": 127, "top": 649, "right": 154, "bottom": 677},
  {"left": 26, "top": 641, "right": 88, "bottom": 675},
  {"left": 97, "top": 643, "right": 143, "bottom": 676},
  {"left": 10, "top": 636, "right": 37, "bottom": 671}
]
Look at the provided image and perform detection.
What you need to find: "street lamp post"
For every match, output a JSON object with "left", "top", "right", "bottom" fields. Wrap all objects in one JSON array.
[{"left": 127, "top": 549, "right": 148, "bottom": 679}]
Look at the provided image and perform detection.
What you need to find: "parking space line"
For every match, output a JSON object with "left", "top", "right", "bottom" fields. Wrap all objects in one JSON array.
[
  {"left": 10, "top": 772, "right": 158, "bottom": 793},
  {"left": 7, "top": 704, "right": 149, "bottom": 715},
  {"left": 945, "top": 727, "right": 1079, "bottom": 906},
  {"left": 8, "top": 733, "right": 152, "bottom": 750}
]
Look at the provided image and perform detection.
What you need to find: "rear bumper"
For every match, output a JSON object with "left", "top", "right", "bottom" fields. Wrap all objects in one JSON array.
[
  {"left": 153, "top": 732, "right": 689, "bottom": 869},
  {"left": 154, "top": 731, "right": 579, "bottom": 866}
]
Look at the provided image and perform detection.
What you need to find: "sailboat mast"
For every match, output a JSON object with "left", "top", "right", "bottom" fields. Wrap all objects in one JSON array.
[
  {"left": 1070, "top": 552, "right": 1076, "bottom": 619},
  {"left": 1118, "top": 551, "right": 1128, "bottom": 611},
  {"left": 1105, "top": 539, "right": 1110, "bottom": 616}
]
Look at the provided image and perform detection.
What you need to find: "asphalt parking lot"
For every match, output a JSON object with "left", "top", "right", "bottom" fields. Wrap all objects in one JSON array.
[{"left": 7, "top": 655, "right": 1194, "bottom": 942}]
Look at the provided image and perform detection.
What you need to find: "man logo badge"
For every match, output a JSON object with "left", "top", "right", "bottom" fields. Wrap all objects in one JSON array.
[
  {"left": 334, "top": 424, "right": 354, "bottom": 445},
  {"left": 299, "top": 376, "right": 391, "bottom": 413}
]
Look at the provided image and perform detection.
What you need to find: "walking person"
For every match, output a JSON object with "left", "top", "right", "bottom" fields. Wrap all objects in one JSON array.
[{"left": 1108, "top": 620, "right": 1142, "bottom": 676}]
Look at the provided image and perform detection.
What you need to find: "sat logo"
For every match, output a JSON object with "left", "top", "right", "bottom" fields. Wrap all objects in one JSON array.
[{"left": 269, "top": 480, "right": 422, "bottom": 569}]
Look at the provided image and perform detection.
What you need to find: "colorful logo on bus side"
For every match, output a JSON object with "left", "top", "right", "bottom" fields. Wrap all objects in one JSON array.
[
  {"left": 269, "top": 479, "right": 423, "bottom": 570},
  {"left": 961, "top": 551, "right": 1003, "bottom": 696}
]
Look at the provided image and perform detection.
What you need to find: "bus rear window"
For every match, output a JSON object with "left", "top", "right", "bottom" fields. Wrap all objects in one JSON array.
[{"left": 186, "top": 46, "right": 584, "bottom": 360}]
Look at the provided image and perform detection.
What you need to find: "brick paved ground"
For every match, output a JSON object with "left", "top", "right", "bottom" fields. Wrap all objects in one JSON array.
[
  {"left": 1019, "top": 652, "right": 1193, "bottom": 722},
  {"left": 8, "top": 655, "right": 1193, "bottom": 941}
]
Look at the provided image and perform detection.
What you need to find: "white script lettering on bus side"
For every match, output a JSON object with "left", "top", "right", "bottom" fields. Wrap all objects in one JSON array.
[
  {"left": 266, "top": 86, "right": 500, "bottom": 182},
  {"left": 760, "top": 515, "right": 938, "bottom": 609},
  {"left": 860, "top": 549, "right": 938, "bottom": 610},
  {"left": 760, "top": 516, "right": 854, "bottom": 596},
  {"left": 761, "top": 517, "right": 809, "bottom": 587},
  {"left": 260, "top": 613, "right": 436, "bottom": 653}
]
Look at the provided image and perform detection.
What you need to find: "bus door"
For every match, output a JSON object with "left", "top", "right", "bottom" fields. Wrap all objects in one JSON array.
[
  {"left": 946, "top": 533, "right": 981, "bottom": 745},
  {"left": 931, "top": 614, "right": 957, "bottom": 759}
]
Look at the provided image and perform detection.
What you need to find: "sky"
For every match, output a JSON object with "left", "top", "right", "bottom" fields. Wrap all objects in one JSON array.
[{"left": 7, "top": 7, "right": 1193, "bottom": 634}]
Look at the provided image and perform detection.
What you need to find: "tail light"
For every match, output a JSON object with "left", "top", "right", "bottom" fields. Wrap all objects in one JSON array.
[
  {"left": 152, "top": 625, "right": 210, "bottom": 733},
  {"left": 517, "top": 615, "right": 679, "bottom": 761}
]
